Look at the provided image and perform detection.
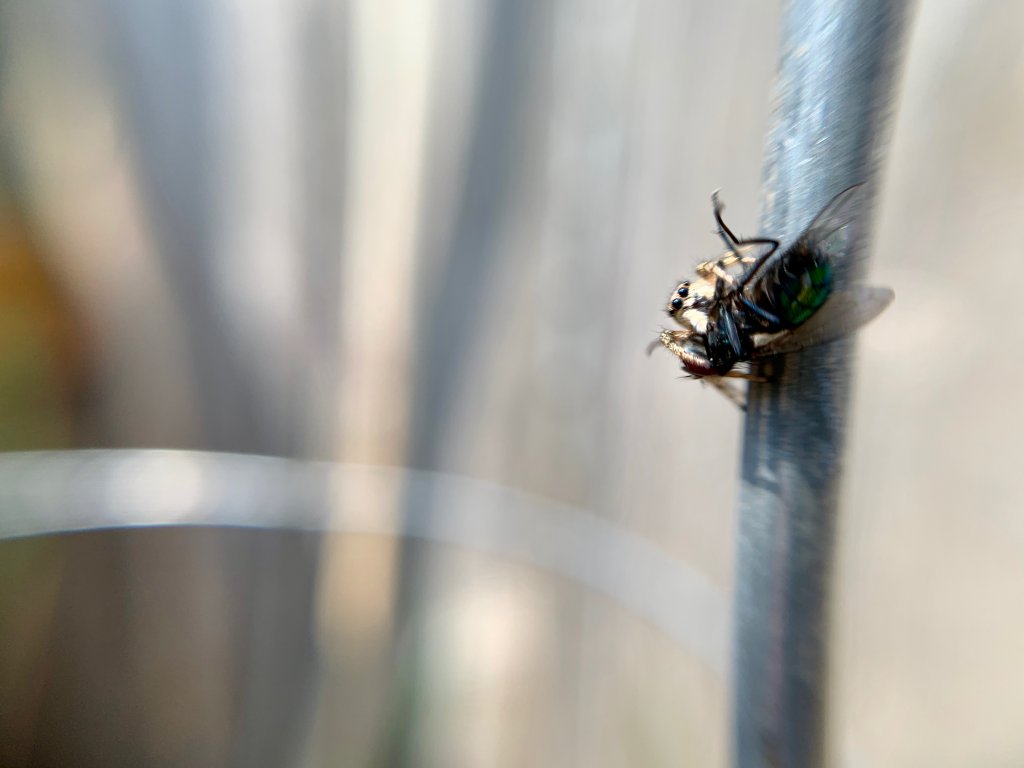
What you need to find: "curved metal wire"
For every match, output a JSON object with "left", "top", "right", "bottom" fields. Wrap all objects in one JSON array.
[{"left": 0, "top": 449, "right": 727, "bottom": 672}]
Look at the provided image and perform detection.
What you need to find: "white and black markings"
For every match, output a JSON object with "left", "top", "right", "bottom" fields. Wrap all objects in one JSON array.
[{"left": 652, "top": 185, "right": 894, "bottom": 408}]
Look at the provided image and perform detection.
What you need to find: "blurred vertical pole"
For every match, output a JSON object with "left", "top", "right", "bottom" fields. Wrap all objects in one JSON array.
[
  {"left": 384, "top": 0, "right": 553, "bottom": 763},
  {"left": 731, "top": 2, "right": 909, "bottom": 767}
]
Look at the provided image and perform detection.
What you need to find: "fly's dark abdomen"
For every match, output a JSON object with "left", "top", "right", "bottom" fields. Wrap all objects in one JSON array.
[{"left": 753, "top": 243, "right": 833, "bottom": 328}]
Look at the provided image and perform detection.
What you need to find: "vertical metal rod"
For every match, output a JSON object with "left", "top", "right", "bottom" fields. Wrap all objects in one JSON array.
[{"left": 731, "top": 2, "right": 910, "bottom": 767}]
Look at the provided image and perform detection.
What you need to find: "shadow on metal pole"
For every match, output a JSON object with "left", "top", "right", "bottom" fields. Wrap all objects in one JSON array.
[{"left": 731, "top": 2, "right": 911, "bottom": 766}]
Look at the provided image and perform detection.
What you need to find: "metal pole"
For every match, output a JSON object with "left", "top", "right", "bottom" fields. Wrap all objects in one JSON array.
[{"left": 731, "top": 2, "right": 910, "bottom": 766}]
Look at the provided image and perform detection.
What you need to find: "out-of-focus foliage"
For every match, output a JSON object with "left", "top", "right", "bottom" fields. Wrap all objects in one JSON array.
[{"left": 0, "top": 195, "right": 86, "bottom": 449}]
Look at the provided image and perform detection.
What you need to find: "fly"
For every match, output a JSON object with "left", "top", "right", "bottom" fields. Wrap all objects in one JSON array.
[{"left": 652, "top": 185, "right": 894, "bottom": 407}]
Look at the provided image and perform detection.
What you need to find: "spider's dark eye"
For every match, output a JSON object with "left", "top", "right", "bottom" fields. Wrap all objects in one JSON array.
[
  {"left": 670, "top": 297, "right": 684, "bottom": 311},
  {"left": 677, "top": 285, "right": 689, "bottom": 298}
]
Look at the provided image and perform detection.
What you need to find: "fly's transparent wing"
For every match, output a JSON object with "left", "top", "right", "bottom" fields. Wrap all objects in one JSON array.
[
  {"left": 740, "top": 185, "right": 866, "bottom": 287},
  {"left": 800, "top": 184, "right": 866, "bottom": 247},
  {"left": 795, "top": 184, "right": 868, "bottom": 279},
  {"left": 753, "top": 285, "right": 894, "bottom": 356}
]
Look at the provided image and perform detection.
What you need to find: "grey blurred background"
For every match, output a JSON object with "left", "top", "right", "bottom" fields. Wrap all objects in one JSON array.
[{"left": 0, "top": 0, "right": 1022, "bottom": 766}]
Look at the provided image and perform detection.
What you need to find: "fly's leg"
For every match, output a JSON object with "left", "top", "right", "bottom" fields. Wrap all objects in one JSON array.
[
  {"left": 703, "top": 192, "right": 781, "bottom": 288},
  {"left": 736, "top": 239, "right": 781, "bottom": 291},
  {"left": 712, "top": 190, "right": 742, "bottom": 250},
  {"left": 706, "top": 377, "right": 747, "bottom": 409},
  {"left": 700, "top": 240, "right": 779, "bottom": 286},
  {"left": 708, "top": 365, "right": 771, "bottom": 411},
  {"left": 720, "top": 369, "right": 769, "bottom": 382},
  {"left": 711, "top": 190, "right": 780, "bottom": 266},
  {"left": 738, "top": 295, "right": 783, "bottom": 328}
]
